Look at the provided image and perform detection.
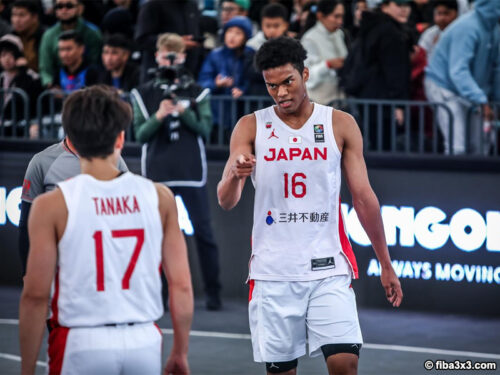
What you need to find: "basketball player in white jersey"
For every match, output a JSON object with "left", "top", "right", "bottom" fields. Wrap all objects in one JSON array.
[
  {"left": 218, "top": 37, "right": 403, "bottom": 375},
  {"left": 19, "top": 86, "right": 193, "bottom": 375}
]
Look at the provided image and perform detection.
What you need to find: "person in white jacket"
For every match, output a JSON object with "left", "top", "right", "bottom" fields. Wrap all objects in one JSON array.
[{"left": 301, "top": 0, "right": 347, "bottom": 105}]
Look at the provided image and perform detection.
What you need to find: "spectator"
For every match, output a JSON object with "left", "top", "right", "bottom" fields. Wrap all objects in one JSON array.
[
  {"left": 38, "top": 0, "right": 102, "bottom": 88},
  {"left": 247, "top": 3, "right": 289, "bottom": 51},
  {"left": 99, "top": 33, "right": 139, "bottom": 92},
  {"left": 220, "top": 0, "right": 250, "bottom": 25},
  {"left": 343, "top": 0, "right": 413, "bottom": 150},
  {"left": 54, "top": 30, "right": 99, "bottom": 93},
  {"left": 301, "top": 0, "right": 348, "bottom": 105},
  {"left": 349, "top": 0, "right": 367, "bottom": 40},
  {"left": 135, "top": 0, "right": 203, "bottom": 83},
  {"left": 11, "top": 0, "right": 46, "bottom": 72},
  {"left": 289, "top": 1, "right": 318, "bottom": 38},
  {"left": 101, "top": 6, "right": 134, "bottom": 39},
  {"left": 131, "top": 33, "right": 222, "bottom": 311},
  {"left": 408, "top": 0, "right": 434, "bottom": 34},
  {"left": 418, "top": 0, "right": 458, "bottom": 60},
  {"left": 424, "top": 0, "right": 500, "bottom": 155},
  {"left": 0, "top": 0, "right": 12, "bottom": 37},
  {"left": 0, "top": 34, "right": 42, "bottom": 136},
  {"left": 102, "top": 0, "right": 139, "bottom": 24},
  {"left": 198, "top": 16, "right": 254, "bottom": 130}
]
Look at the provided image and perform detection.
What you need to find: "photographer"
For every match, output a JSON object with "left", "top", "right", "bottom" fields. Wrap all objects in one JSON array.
[{"left": 131, "top": 33, "right": 222, "bottom": 310}]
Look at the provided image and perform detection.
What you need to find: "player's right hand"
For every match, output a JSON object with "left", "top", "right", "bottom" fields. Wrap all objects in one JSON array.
[
  {"left": 232, "top": 154, "right": 256, "bottom": 179},
  {"left": 164, "top": 353, "right": 189, "bottom": 375}
]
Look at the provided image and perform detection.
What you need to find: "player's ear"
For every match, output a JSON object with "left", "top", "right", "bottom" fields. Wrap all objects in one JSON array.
[
  {"left": 302, "top": 67, "right": 309, "bottom": 83},
  {"left": 65, "top": 137, "right": 79, "bottom": 156},
  {"left": 115, "top": 131, "right": 125, "bottom": 151}
]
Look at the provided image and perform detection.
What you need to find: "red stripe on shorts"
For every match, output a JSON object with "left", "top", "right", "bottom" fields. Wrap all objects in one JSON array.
[
  {"left": 339, "top": 199, "right": 359, "bottom": 279},
  {"left": 248, "top": 279, "right": 255, "bottom": 302},
  {"left": 48, "top": 326, "right": 70, "bottom": 374}
]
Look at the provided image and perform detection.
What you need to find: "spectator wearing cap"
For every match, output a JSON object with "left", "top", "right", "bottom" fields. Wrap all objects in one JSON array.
[
  {"left": 99, "top": 33, "right": 139, "bottom": 92},
  {"left": 220, "top": 0, "right": 250, "bottom": 25},
  {"left": 11, "top": 0, "right": 46, "bottom": 73},
  {"left": 198, "top": 16, "right": 254, "bottom": 133},
  {"left": 198, "top": 16, "right": 254, "bottom": 99},
  {"left": 54, "top": 30, "right": 100, "bottom": 93},
  {"left": 247, "top": 3, "right": 289, "bottom": 51},
  {"left": 38, "top": 0, "right": 102, "bottom": 88},
  {"left": 0, "top": 34, "right": 42, "bottom": 136},
  {"left": 425, "top": 0, "right": 500, "bottom": 155},
  {"left": 301, "top": 0, "right": 348, "bottom": 105}
]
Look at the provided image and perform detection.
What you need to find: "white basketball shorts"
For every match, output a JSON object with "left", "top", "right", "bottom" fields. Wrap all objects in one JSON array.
[
  {"left": 248, "top": 275, "right": 363, "bottom": 362},
  {"left": 47, "top": 322, "right": 162, "bottom": 374}
]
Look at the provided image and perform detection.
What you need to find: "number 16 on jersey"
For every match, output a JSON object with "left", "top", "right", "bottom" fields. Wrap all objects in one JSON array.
[{"left": 284, "top": 172, "right": 307, "bottom": 198}]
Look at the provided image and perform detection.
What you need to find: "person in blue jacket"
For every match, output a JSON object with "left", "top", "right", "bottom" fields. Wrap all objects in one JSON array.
[
  {"left": 424, "top": 0, "right": 500, "bottom": 155},
  {"left": 198, "top": 16, "right": 255, "bottom": 134}
]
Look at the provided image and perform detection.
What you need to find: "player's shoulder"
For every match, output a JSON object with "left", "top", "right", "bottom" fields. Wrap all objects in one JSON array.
[
  {"left": 153, "top": 182, "right": 174, "bottom": 200},
  {"left": 31, "top": 187, "right": 65, "bottom": 216},
  {"left": 332, "top": 108, "right": 356, "bottom": 125},
  {"left": 28, "top": 142, "right": 64, "bottom": 168}
]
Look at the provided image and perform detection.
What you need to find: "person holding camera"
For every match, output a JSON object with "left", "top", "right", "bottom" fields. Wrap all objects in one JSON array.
[{"left": 131, "top": 33, "right": 222, "bottom": 311}]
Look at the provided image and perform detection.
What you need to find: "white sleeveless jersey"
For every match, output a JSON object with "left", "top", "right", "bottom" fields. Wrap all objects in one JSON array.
[
  {"left": 250, "top": 103, "right": 358, "bottom": 281},
  {"left": 52, "top": 172, "right": 163, "bottom": 327}
]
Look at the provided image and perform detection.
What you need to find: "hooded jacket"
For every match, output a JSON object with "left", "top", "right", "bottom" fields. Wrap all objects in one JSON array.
[
  {"left": 350, "top": 10, "right": 412, "bottom": 100},
  {"left": 425, "top": 0, "right": 500, "bottom": 104}
]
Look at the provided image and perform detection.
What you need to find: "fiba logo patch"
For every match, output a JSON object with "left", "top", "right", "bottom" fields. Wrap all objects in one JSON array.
[
  {"left": 314, "top": 124, "right": 325, "bottom": 143},
  {"left": 266, "top": 211, "right": 275, "bottom": 225}
]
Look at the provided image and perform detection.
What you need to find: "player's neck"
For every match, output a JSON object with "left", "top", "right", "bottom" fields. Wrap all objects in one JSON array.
[
  {"left": 80, "top": 156, "right": 121, "bottom": 181},
  {"left": 276, "top": 96, "right": 314, "bottom": 129}
]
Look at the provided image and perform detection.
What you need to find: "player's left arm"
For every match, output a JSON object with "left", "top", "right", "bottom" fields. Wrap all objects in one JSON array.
[
  {"left": 336, "top": 110, "right": 403, "bottom": 307},
  {"left": 156, "top": 183, "right": 193, "bottom": 375},
  {"left": 19, "top": 191, "right": 60, "bottom": 375}
]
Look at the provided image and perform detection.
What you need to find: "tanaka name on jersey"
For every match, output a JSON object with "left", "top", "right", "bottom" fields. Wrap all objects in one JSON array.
[
  {"left": 263, "top": 147, "right": 327, "bottom": 162},
  {"left": 91, "top": 195, "right": 141, "bottom": 216}
]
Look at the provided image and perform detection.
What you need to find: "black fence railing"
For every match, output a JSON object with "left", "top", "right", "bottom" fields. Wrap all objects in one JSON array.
[
  {"left": 0, "top": 88, "right": 30, "bottom": 138},
  {"left": 1, "top": 88, "right": 498, "bottom": 157}
]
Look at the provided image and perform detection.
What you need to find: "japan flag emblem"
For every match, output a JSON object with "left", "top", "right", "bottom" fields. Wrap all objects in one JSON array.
[{"left": 289, "top": 136, "right": 302, "bottom": 144}]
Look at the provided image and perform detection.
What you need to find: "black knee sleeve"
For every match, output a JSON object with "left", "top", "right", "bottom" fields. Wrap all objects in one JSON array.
[
  {"left": 321, "top": 343, "right": 362, "bottom": 360},
  {"left": 265, "top": 359, "right": 298, "bottom": 373}
]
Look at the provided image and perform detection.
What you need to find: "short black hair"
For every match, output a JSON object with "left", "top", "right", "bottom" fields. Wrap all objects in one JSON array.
[
  {"left": 255, "top": 36, "right": 307, "bottom": 73},
  {"left": 103, "top": 33, "right": 132, "bottom": 51},
  {"left": 433, "top": 0, "right": 458, "bottom": 11},
  {"left": 62, "top": 85, "right": 132, "bottom": 159},
  {"left": 58, "top": 30, "right": 84, "bottom": 45},
  {"left": 12, "top": 0, "right": 40, "bottom": 15},
  {"left": 317, "top": 0, "right": 342, "bottom": 15},
  {"left": 261, "top": 3, "right": 289, "bottom": 22}
]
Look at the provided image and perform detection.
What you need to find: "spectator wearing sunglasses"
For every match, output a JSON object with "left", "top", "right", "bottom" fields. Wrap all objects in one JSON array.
[{"left": 38, "top": 0, "right": 102, "bottom": 88}]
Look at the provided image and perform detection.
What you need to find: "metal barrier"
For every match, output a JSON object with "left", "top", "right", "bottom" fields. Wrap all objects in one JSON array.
[
  {"left": 36, "top": 89, "right": 67, "bottom": 140},
  {"left": 208, "top": 95, "right": 274, "bottom": 146},
  {"left": 1, "top": 89, "right": 467, "bottom": 157},
  {"left": 35, "top": 89, "right": 135, "bottom": 141},
  {"left": 330, "top": 98, "right": 454, "bottom": 154},
  {"left": 0, "top": 88, "right": 30, "bottom": 138},
  {"left": 467, "top": 102, "right": 500, "bottom": 156}
]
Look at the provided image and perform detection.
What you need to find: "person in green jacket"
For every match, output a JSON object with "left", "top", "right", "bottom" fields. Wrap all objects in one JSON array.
[
  {"left": 38, "top": 0, "right": 102, "bottom": 87},
  {"left": 131, "top": 33, "right": 222, "bottom": 311}
]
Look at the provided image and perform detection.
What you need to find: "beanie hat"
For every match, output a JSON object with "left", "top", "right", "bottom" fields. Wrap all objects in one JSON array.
[
  {"left": 0, "top": 34, "right": 24, "bottom": 58},
  {"left": 226, "top": 0, "right": 250, "bottom": 11},
  {"left": 223, "top": 16, "right": 252, "bottom": 40}
]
